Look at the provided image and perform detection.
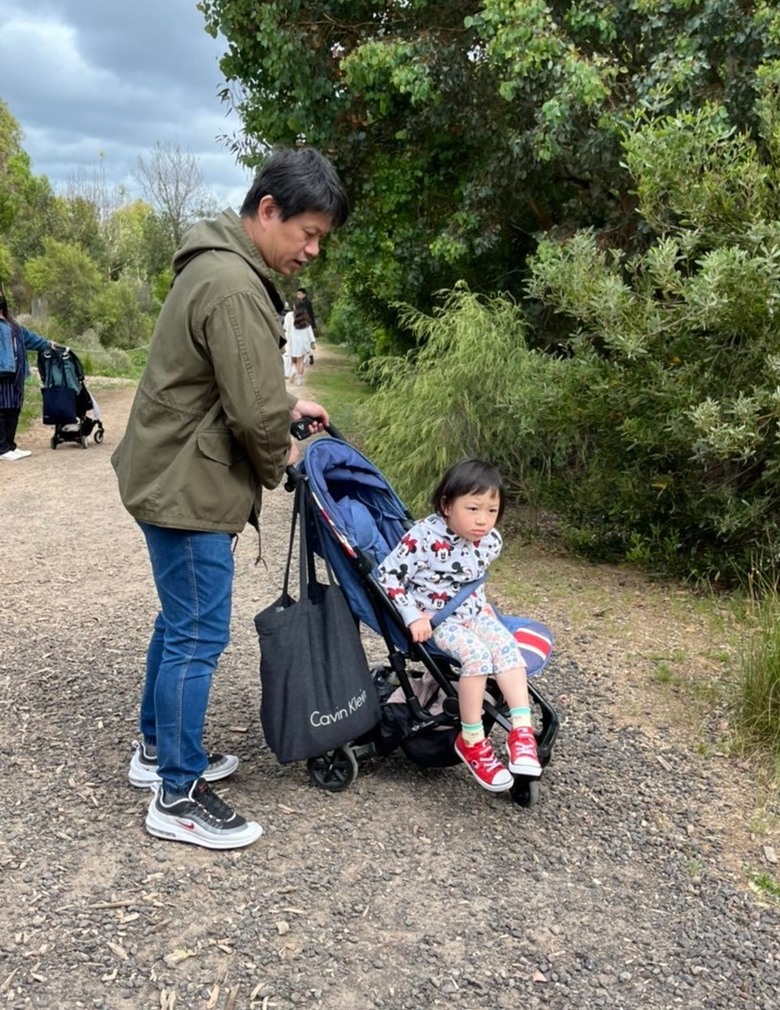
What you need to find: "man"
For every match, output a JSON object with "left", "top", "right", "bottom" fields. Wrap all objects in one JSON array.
[{"left": 112, "top": 148, "right": 349, "bottom": 850}]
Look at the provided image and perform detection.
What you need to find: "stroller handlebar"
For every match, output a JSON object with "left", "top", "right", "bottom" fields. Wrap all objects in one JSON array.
[
  {"left": 285, "top": 415, "right": 346, "bottom": 491},
  {"left": 289, "top": 415, "right": 345, "bottom": 442}
]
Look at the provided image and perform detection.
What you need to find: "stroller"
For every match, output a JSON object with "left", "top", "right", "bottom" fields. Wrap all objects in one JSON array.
[
  {"left": 37, "top": 347, "right": 105, "bottom": 450},
  {"left": 280, "top": 422, "right": 560, "bottom": 807}
]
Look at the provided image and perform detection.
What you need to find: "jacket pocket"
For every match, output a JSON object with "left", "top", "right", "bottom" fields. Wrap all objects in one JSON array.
[{"left": 197, "top": 430, "right": 247, "bottom": 467}]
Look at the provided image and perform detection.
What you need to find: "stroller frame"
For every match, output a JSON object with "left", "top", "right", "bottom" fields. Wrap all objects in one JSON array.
[{"left": 283, "top": 425, "right": 560, "bottom": 807}]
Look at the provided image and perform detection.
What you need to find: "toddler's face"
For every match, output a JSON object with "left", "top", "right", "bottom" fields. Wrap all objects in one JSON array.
[{"left": 442, "top": 489, "right": 500, "bottom": 542}]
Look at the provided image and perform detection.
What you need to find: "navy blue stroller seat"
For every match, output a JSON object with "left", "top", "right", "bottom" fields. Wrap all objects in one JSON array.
[{"left": 286, "top": 432, "right": 560, "bottom": 806}]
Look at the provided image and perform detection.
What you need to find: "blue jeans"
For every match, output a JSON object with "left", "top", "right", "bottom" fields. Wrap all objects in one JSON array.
[{"left": 138, "top": 522, "right": 234, "bottom": 791}]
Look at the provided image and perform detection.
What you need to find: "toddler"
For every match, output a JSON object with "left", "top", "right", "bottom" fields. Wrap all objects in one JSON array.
[{"left": 377, "top": 459, "right": 541, "bottom": 791}]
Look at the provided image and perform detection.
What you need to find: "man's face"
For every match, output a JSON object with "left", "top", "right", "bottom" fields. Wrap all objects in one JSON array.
[{"left": 250, "top": 198, "right": 333, "bottom": 276}]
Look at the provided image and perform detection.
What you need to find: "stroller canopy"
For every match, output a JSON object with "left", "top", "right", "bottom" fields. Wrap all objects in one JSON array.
[
  {"left": 302, "top": 438, "right": 411, "bottom": 560},
  {"left": 299, "top": 438, "right": 411, "bottom": 635}
]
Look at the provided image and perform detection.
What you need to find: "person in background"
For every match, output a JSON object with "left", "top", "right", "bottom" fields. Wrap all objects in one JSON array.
[
  {"left": 280, "top": 304, "right": 295, "bottom": 381},
  {"left": 376, "top": 458, "right": 541, "bottom": 792},
  {"left": 112, "top": 147, "right": 349, "bottom": 850},
  {"left": 294, "top": 286, "right": 316, "bottom": 332},
  {"left": 0, "top": 292, "right": 57, "bottom": 461},
  {"left": 295, "top": 286, "right": 317, "bottom": 365},
  {"left": 283, "top": 301, "right": 316, "bottom": 385}
]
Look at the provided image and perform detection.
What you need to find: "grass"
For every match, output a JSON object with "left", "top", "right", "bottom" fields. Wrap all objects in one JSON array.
[
  {"left": 733, "top": 594, "right": 780, "bottom": 776},
  {"left": 301, "top": 339, "right": 373, "bottom": 445},
  {"left": 748, "top": 870, "right": 780, "bottom": 904}
]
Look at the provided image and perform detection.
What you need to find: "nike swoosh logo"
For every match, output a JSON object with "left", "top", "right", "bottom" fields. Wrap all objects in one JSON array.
[{"left": 175, "top": 819, "right": 196, "bottom": 830}]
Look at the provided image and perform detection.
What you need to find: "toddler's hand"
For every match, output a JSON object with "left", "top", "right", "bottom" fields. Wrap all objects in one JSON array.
[{"left": 408, "top": 617, "right": 432, "bottom": 643}]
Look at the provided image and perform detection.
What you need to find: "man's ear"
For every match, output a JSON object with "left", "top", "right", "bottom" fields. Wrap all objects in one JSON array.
[{"left": 258, "top": 195, "right": 280, "bottom": 223}]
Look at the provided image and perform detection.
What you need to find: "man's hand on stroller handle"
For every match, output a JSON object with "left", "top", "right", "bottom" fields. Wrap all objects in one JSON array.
[
  {"left": 290, "top": 399, "right": 329, "bottom": 440},
  {"left": 408, "top": 616, "right": 433, "bottom": 643}
]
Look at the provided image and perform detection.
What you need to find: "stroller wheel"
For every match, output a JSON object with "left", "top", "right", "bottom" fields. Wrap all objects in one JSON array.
[
  {"left": 511, "top": 776, "right": 541, "bottom": 808},
  {"left": 50, "top": 436, "right": 59, "bottom": 450},
  {"left": 307, "top": 746, "right": 358, "bottom": 792},
  {"left": 80, "top": 435, "right": 88, "bottom": 449},
  {"left": 93, "top": 428, "right": 104, "bottom": 444}
]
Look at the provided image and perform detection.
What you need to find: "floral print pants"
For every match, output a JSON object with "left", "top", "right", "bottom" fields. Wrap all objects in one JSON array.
[{"left": 432, "top": 606, "right": 524, "bottom": 678}]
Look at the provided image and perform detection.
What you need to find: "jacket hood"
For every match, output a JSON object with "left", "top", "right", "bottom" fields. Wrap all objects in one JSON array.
[{"left": 173, "top": 209, "right": 285, "bottom": 314}]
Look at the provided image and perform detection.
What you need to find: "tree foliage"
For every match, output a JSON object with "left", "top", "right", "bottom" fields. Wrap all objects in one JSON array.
[
  {"left": 199, "top": 1, "right": 780, "bottom": 352},
  {"left": 521, "top": 76, "right": 780, "bottom": 582},
  {"left": 0, "top": 103, "right": 219, "bottom": 350},
  {"left": 24, "top": 239, "right": 104, "bottom": 337},
  {"left": 363, "top": 69, "right": 780, "bottom": 585},
  {"left": 0, "top": 98, "right": 28, "bottom": 234}
]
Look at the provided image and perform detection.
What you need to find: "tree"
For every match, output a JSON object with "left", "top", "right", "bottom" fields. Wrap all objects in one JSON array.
[
  {"left": 0, "top": 241, "right": 12, "bottom": 287},
  {"left": 90, "top": 278, "right": 154, "bottom": 348},
  {"left": 134, "top": 141, "right": 209, "bottom": 247},
  {"left": 24, "top": 239, "right": 103, "bottom": 337},
  {"left": 0, "top": 100, "right": 58, "bottom": 297},
  {"left": 103, "top": 200, "right": 160, "bottom": 281},
  {"left": 61, "top": 155, "right": 126, "bottom": 227},
  {"left": 50, "top": 195, "right": 104, "bottom": 264},
  {"left": 0, "top": 99, "right": 26, "bottom": 233},
  {"left": 198, "top": 1, "right": 780, "bottom": 353}
]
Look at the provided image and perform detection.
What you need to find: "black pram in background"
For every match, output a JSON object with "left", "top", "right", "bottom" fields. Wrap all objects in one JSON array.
[{"left": 37, "top": 347, "right": 105, "bottom": 450}]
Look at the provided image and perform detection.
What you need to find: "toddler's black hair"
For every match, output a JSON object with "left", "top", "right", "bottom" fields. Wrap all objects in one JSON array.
[{"left": 431, "top": 458, "right": 506, "bottom": 521}]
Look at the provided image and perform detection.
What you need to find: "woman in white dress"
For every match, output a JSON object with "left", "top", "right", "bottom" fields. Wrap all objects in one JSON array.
[{"left": 283, "top": 304, "right": 315, "bottom": 385}]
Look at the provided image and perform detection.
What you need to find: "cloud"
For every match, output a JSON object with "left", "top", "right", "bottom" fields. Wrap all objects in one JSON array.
[{"left": 0, "top": 0, "right": 253, "bottom": 208}]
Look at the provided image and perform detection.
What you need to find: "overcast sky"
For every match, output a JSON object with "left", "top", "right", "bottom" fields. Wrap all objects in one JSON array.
[{"left": 0, "top": 0, "right": 254, "bottom": 209}]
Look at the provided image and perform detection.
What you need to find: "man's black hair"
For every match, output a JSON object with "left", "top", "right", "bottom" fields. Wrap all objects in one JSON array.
[
  {"left": 240, "top": 147, "right": 349, "bottom": 228},
  {"left": 431, "top": 458, "right": 506, "bottom": 522}
]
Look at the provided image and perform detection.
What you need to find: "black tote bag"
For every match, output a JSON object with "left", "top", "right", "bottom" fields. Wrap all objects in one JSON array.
[{"left": 255, "top": 482, "right": 380, "bottom": 764}]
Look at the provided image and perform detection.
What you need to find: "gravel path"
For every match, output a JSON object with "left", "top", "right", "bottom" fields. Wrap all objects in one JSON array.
[{"left": 1, "top": 365, "right": 778, "bottom": 1010}]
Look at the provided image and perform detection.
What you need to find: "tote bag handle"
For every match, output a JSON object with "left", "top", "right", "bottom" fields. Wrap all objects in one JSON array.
[{"left": 281, "top": 480, "right": 337, "bottom": 601}]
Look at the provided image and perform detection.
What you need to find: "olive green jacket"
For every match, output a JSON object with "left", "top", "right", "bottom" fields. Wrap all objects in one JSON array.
[{"left": 111, "top": 209, "right": 297, "bottom": 533}]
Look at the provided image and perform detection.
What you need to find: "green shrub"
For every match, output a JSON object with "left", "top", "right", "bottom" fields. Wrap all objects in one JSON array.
[
  {"left": 520, "top": 95, "right": 780, "bottom": 584},
  {"left": 328, "top": 289, "right": 397, "bottom": 364},
  {"left": 357, "top": 284, "right": 573, "bottom": 514},
  {"left": 89, "top": 279, "right": 154, "bottom": 349},
  {"left": 65, "top": 328, "right": 135, "bottom": 377}
]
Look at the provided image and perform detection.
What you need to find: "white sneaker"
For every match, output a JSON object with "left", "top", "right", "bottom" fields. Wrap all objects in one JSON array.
[
  {"left": 128, "top": 739, "right": 239, "bottom": 789},
  {"left": 145, "top": 778, "right": 263, "bottom": 850},
  {"left": 1, "top": 449, "right": 28, "bottom": 461},
  {"left": 14, "top": 448, "right": 32, "bottom": 458}
]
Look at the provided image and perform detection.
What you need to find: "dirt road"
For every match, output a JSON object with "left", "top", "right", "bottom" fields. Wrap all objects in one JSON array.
[{"left": 1, "top": 369, "right": 778, "bottom": 1010}]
